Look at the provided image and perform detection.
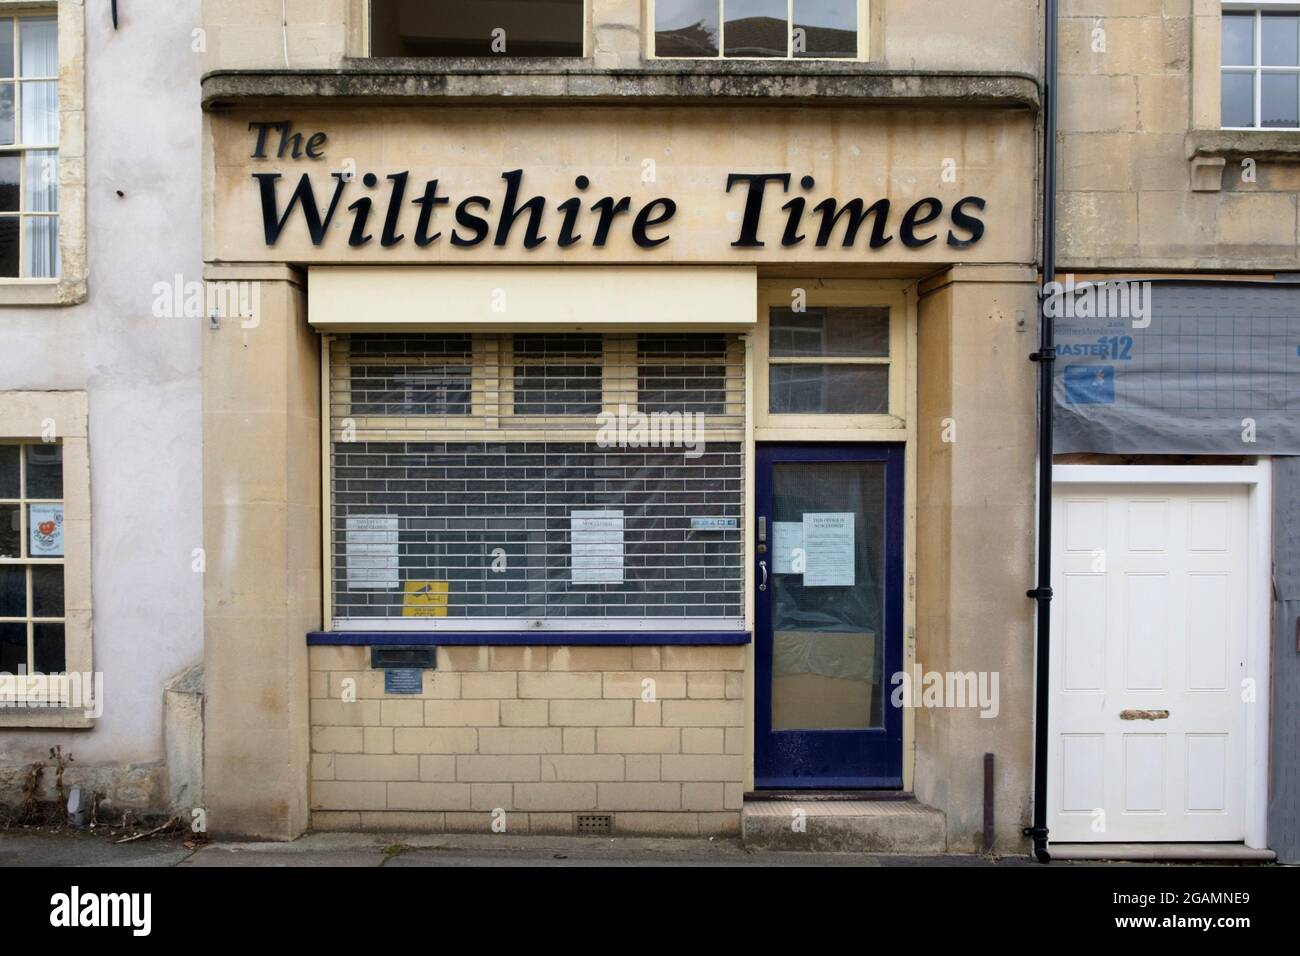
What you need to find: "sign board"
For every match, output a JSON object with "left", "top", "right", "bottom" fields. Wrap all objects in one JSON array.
[
  {"left": 383, "top": 669, "right": 423, "bottom": 695},
  {"left": 345, "top": 516, "right": 399, "bottom": 590},
  {"left": 402, "top": 580, "right": 449, "bottom": 617},
  {"left": 28, "top": 504, "right": 63, "bottom": 558},
  {"left": 691, "top": 517, "right": 738, "bottom": 531},
  {"left": 571, "top": 510, "right": 624, "bottom": 585},
  {"left": 802, "top": 512, "right": 855, "bottom": 587}
]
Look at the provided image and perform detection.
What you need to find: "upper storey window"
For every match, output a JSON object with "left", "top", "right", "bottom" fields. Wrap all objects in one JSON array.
[
  {"left": 654, "top": 0, "right": 862, "bottom": 59},
  {"left": 370, "top": 0, "right": 585, "bottom": 57},
  {"left": 1222, "top": 5, "right": 1300, "bottom": 129},
  {"left": 0, "top": 14, "right": 58, "bottom": 279}
]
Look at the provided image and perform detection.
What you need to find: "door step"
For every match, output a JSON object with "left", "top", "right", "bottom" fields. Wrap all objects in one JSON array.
[
  {"left": 1049, "top": 843, "right": 1275, "bottom": 862},
  {"left": 742, "top": 796, "right": 946, "bottom": 853}
]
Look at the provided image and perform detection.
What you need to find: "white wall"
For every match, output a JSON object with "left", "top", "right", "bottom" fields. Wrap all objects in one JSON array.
[{"left": 0, "top": 2, "right": 203, "bottom": 768}]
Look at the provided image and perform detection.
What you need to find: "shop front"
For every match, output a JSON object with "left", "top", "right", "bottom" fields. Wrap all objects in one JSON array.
[{"left": 200, "top": 97, "right": 1040, "bottom": 850}]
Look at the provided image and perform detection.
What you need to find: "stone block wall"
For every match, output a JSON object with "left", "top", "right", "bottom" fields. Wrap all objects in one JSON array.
[{"left": 309, "top": 643, "right": 746, "bottom": 835}]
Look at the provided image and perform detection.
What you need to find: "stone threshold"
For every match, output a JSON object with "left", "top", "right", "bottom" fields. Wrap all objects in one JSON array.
[
  {"left": 1049, "top": 843, "right": 1275, "bottom": 863},
  {"left": 742, "top": 795, "right": 946, "bottom": 853}
]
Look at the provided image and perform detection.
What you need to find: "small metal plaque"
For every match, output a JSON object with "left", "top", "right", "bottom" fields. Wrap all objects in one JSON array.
[
  {"left": 384, "top": 668, "right": 423, "bottom": 695},
  {"left": 690, "top": 517, "right": 738, "bottom": 531}
]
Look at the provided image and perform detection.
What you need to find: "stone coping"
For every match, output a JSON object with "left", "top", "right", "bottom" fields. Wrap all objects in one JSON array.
[{"left": 202, "top": 63, "right": 1041, "bottom": 111}]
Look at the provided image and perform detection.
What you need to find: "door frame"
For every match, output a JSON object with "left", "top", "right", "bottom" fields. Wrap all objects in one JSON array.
[
  {"left": 745, "top": 280, "right": 919, "bottom": 795},
  {"left": 1051, "top": 463, "right": 1272, "bottom": 849}
]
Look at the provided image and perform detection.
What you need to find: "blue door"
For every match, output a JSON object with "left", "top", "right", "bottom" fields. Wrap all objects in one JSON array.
[{"left": 754, "top": 444, "right": 904, "bottom": 788}]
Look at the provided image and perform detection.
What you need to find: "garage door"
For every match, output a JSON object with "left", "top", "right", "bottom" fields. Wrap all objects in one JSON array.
[{"left": 1049, "top": 484, "right": 1249, "bottom": 843}]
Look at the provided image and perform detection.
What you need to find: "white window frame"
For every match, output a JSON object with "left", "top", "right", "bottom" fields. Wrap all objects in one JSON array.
[
  {"left": 648, "top": 0, "right": 869, "bottom": 62},
  {"left": 0, "top": 0, "right": 84, "bottom": 306},
  {"left": 1221, "top": 1, "right": 1300, "bottom": 130},
  {"left": 0, "top": 390, "right": 92, "bottom": 728}
]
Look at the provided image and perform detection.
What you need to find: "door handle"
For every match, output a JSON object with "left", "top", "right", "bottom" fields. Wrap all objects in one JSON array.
[
  {"left": 758, "top": 560, "right": 768, "bottom": 591},
  {"left": 1119, "top": 709, "right": 1170, "bottom": 721}
]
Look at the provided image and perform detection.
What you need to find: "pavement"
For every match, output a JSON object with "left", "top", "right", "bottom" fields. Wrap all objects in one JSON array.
[{"left": 0, "top": 828, "right": 1045, "bottom": 867}]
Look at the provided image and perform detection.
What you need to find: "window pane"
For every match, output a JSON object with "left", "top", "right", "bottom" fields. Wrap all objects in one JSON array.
[
  {"left": 19, "top": 17, "right": 56, "bottom": 77},
  {"left": 370, "top": 0, "right": 584, "bottom": 57},
  {"left": 1262, "top": 72, "right": 1300, "bottom": 128},
  {"left": 656, "top": 0, "right": 719, "bottom": 56},
  {"left": 0, "top": 215, "right": 15, "bottom": 276},
  {"left": 0, "top": 82, "right": 13, "bottom": 145},
  {"left": 1263, "top": 13, "right": 1299, "bottom": 66},
  {"left": 31, "top": 564, "right": 62, "bottom": 617},
  {"left": 33, "top": 622, "right": 63, "bottom": 673},
  {"left": 0, "top": 444, "right": 17, "bottom": 497},
  {"left": 23, "top": 215, "right": 58, "bottom": 278},
  {"left": 0, "top": 503, "right": 17, "bottom": 557},
  {"left": 1222, "top": 12, "right": 1254, "bottom": 66},
  {"left": 0, "top": 151, "right": 16, "bottom": 210},
  {"left": 724, "top": 0, "right": 787, "bottom": 57},
  {"left": 25, "top": 444, "right": 61, "bottom": 498},
  {"left": 0, "top": 19, "right": 13, "bottom": 77},
  {"left": 769, "top": 363, "right": 889, "bottom": 414},
  {"left": 0, "top": 564, "right": 24, "bottom": 617},
  {"left": 20, "top": 79, "right": 57, "bottom": 144},
  {"left": 0, "top": 622, "right": 25, "bottom": 673},
  {"left": 770, "top": 307, "right": 890, "bottom": 357},
  {"left": 24, "top": 149, "right": 55, "bottom": 211},
  {"left": 1222, "top": 71, "right": 1255, "bottom": 126},
  {"left": 794, "top": 0, "right": 857, "bottom": 57}
]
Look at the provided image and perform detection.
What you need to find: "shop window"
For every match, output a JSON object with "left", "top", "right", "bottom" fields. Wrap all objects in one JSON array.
[
  {"left": 654, "top": 0, "right": 862, "bottom": 59},
  {"left": 0, "top": 14, "right": 59, "bottom": 279},
  {"left": 370, "top": 0, "right": 585, "bottom": 57},
  {"left": 0, "top": 442, "right": 65, "bottom": 676},
  {"left": 1222, "top": 5, "right": 1300, "bottom": 129},
  {"left": 766, "top": 306, "right": 890, "bottom": 414},
  {"left": 327, "top": 332, "right": 746, "bottom": 630}
]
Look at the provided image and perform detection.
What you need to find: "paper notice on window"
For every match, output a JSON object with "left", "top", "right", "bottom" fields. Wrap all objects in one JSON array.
[
  {"left": 345, "top": 516, "right": 399, "bottom": 590},
  {"left": 772, "top": 521, "right": 804, "bottom": 575},
  {"left": 802, "top": 512, "right": 855, "bottom": 587},
  {"left": 571, "top": 510, "right": 624, "bottom": 585},
  {"left": 28, "top": 503, "right": 63, "bottom": 558}
]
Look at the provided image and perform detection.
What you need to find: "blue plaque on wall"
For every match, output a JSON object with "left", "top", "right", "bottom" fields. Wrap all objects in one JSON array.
[{"left": 384, "top": 668, "right": 423, "bottom": 695}]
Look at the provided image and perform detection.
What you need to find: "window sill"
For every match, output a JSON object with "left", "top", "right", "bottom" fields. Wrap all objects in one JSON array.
[
  {"left": 0, "top": 708, "right": 95, "bottom": 729},
  {"left": 1186, "top": 129, "right": 1300, "bottom": 163},
  {"left": 0, "top": 279, "right": 86, "bottom": 308},
  {"left": 308, "top": 630, "right": 752, "bottom": 646}
]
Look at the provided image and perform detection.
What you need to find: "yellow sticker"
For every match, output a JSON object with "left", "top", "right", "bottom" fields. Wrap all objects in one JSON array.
[{"left": 402, "top": 580, "right": 449, "bottom": 617}]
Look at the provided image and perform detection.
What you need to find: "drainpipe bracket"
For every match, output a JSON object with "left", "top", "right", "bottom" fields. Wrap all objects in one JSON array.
[
  {"left": 1026, "top": 587, "right": 1053, "bottom": 601},
  {"left": 1029, "top": 347, "right": 1056, "bottom": 362}
]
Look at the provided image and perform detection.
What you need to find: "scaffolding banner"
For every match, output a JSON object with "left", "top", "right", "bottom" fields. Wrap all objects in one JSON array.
[{"left": 1053, "top": 280, "right": 1300, "bottom": 455}]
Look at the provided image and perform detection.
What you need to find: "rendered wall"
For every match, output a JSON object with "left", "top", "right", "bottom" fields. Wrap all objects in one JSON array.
[{"left": 0, "top": 2, "right": 204, "bottom": 815}]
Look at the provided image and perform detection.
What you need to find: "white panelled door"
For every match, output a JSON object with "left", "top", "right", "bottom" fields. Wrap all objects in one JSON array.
[{"left": 1049, "top": 484, "right": 1249, "bottom": 843}]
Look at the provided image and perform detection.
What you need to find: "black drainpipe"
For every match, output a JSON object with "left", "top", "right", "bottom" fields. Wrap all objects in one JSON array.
[{"left": 1023, "top": 0, "right": 1058, "bottom": 865}]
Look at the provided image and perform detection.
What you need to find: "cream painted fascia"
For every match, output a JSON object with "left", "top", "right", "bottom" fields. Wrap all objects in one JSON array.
[
  {"left": 0, "top": 0, "right": 86, "bottom": 306},
  {"left": 308, "top": 266, "right": 758, "bottom": 331},
  {"left": 0, "top": 390, "right": 92, "bottom": 729}
]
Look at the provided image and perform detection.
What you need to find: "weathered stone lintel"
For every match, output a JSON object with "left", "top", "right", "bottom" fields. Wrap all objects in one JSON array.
[{"left": 201, "top": 64, "right": 1041, "bottom": 112}]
